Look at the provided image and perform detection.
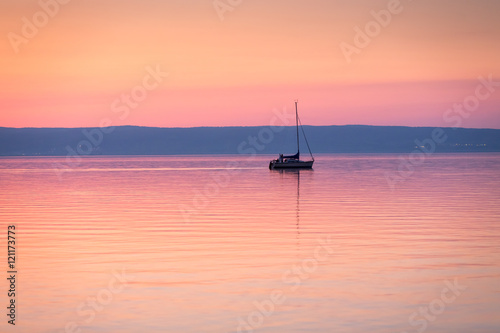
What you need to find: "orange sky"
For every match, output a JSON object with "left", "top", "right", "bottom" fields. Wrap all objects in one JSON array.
[{"left": 1, "top": 0, "right": 500, "bottom": 128}]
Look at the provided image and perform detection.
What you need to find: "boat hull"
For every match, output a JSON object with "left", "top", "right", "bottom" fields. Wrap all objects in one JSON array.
[{"left": 269, "top": 160, "right": 314, "bottom": 170}]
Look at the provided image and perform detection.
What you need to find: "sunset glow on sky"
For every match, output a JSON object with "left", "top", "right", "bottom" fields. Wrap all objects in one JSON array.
[{"left": 1, "top": 0, "right": 500, "bottom": 128}]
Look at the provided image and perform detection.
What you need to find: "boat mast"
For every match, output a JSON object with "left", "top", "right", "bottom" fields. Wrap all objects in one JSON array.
[{"left": 295, "top": 100, "right": 300, "bottom": 154}]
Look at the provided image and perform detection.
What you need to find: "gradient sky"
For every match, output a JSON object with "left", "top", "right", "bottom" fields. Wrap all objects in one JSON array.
[{"left": 1, "top": 0, "right": 500, "bottom": 128}]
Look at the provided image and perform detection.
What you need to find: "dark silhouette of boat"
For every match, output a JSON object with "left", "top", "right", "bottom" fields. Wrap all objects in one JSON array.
[{"left": 269, "top": 101, "right": 314, "bottom": 170}]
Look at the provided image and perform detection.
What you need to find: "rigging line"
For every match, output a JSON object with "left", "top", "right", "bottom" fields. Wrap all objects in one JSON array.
[{"left": 297, "top": 116, "right": 314, "bottom": 161}]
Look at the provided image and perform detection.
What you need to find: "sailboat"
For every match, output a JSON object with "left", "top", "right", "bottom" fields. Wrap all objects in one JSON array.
[{"left": 269, "top": 101, "right": 314, "bottom": 170}]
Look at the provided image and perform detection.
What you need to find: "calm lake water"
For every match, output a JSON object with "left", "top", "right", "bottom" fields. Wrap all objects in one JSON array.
[{"left": 1, "top": 153, "right": 499, "bottom": 333}]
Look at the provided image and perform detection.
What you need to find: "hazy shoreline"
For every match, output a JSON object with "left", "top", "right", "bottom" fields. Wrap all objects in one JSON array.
[{"left": 1, "top": 125, "right": 500, "bottom": 156}]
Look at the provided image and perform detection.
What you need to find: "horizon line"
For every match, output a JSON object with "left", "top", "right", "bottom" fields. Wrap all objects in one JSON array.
[{"left": 2, "top": 124, "right": 500, "bottom": 131}]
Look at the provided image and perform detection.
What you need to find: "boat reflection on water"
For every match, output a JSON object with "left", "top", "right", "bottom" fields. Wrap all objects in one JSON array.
[{"left": 270, "top": 168, "right": 313, "bottom": 238}]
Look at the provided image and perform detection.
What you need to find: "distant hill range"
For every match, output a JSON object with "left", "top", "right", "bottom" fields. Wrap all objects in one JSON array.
[{"left": 1, "top": 125, "right": 499, "bottom": 156}]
